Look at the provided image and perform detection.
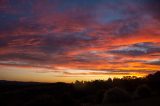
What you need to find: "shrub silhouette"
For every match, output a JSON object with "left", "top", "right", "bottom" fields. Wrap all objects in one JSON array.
[
  {"left": 135, "top": 84, "right": 151, "bottom": 98},
  {"left": 147, "top": 71, "right": 160, "bottom": 91},
  {"left": 102, "top": 87, "right": 131, "bottom": 104}
]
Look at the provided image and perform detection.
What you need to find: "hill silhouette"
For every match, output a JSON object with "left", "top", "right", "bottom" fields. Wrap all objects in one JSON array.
[{"left": 0, "top": 71, "right": 160, "bottom": 106}]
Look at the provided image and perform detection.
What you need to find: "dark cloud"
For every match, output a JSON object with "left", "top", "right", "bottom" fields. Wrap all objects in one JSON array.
[
  {"left": 0, "top": 39, "right": 8, "bottom": 47},
  {"left": 73, "top": 51, "right": 105, "bottom": 63},
  {"left": 145, "top": 0, "right": 160, "bottom": 20},
  {"left": 113, "top": 20, "right": 140, "bottom": 37},
  {"left": 39, "top": 32, "right": 95, "bottom": 54},
  {"left": 0, "top": 30, "right": 97, "bottom": 68},
  {"left": 145, "top": 59, "right": 160, "bottom": 65},
  {"left": 0, "top": 53, "right": 47, "bottom": 62},
  {"left": 108, "top": 42, "right": 160, "bottom": 56}
]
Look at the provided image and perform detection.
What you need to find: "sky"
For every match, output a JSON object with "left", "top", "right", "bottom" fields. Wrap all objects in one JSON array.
[{"left": 0, "top": 0, "right": 160, "bottom": 82}]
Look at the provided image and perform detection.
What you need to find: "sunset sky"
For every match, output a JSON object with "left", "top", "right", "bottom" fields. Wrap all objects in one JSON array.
[{"left": 0, "top": 0, "right": 160, "bottom": 82}]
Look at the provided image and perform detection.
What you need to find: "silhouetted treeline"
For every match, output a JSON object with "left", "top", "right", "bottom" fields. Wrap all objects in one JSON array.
[{"left": 0, "top": 71, "right": 160, "bottom": 106}]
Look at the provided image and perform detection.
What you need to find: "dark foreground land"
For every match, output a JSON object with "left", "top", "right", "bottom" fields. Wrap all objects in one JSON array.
[
  {"left": 0, "top": 71, "right": 160, "bottom": 106},
  {"left": 91, "top": 96, "right": 160, "bottom": 106}
]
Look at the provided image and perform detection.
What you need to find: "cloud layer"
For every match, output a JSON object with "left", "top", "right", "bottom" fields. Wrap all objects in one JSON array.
[{"left": 0, "top": 0, "right": 160, "bottom": 82}]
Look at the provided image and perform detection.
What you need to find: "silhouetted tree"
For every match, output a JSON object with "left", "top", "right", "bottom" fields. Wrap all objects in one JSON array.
[
  {"left": 102, "top": 87, "right": 131, "bottom": 104},
  {"left": 134, "top": 84, "right": 151, "bottom": 99}
]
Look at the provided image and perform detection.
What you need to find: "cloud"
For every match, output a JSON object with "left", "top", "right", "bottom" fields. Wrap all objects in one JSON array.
[
  {"left": 145, "top": 0, "right": 160, "bottom": 21},
  {"left": 111, "top": 20, "right": 140, "bottom": 37},
  {"left": 0, "top": 0, "right": 160, "bottom": 81},
  {"left": 145, "top": 59, "right": 160, "bottom": 65},
  {"left": 108, "top": 42, "right": 160, "bottom": 56}
]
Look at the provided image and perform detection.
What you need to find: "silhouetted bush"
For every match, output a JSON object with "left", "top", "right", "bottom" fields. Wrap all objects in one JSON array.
[
  {"left": 147, "top": 71, "right": 160, "bottom": 92},
  {"left": 102, "top": 87, "right": 131, "bottom": 104},
  {"left": 135, "top": 84, "right": 151, "bottom": 98}
]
